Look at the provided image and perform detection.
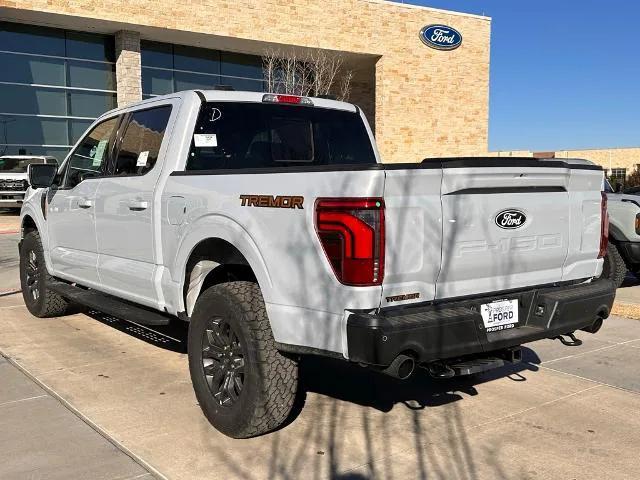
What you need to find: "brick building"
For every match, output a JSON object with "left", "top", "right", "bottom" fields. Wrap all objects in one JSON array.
[{"left": 0, "top": 0, "right": 491, "bottom": 164}]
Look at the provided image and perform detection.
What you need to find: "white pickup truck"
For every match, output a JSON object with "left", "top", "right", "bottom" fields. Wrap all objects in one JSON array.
[
  {"left": 19, "top": 90, "right": 614, "bottom": 438},
  {"left": 0, "top": 155, "right": 58, "bottom": 209}
]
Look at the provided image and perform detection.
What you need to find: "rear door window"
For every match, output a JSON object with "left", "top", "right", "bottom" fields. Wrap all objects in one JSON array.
[
  {"left": 186, "top": 102, "right": 376, "bottom": 171},
  {"left": 113, "top": 105, "right": 172, "bottom": 176}
]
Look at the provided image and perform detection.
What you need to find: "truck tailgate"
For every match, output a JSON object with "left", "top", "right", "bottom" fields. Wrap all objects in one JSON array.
[
  {"left": 380, "top": 160, "right": 604, "bottom": 306},
  {"left": 437, "top": 166, "right": 571, "bottom": 299}
]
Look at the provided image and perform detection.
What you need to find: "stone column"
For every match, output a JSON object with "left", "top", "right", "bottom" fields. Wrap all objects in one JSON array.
[{"left": 115, "top": 30, "right": 142, "bottom": 106}]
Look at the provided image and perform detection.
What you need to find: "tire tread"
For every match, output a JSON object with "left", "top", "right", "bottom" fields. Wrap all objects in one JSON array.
[
  {"left": 21, "top": 231, "right": 70, "bottom": 317},
  {"left": 606, "top": 243, "right": 627, "bottom": 288},
  {"left": 190, "top": 281, "right": 298, "bottom": 438}
]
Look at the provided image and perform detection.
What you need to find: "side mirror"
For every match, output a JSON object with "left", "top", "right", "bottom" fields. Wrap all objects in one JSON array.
[{"left": 28, "top": 163, "right": 58, "bottom": 189}]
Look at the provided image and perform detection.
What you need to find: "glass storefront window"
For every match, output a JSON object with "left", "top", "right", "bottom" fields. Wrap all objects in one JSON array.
[
  {"left": 225, "top": 77, "right": 264, "bottom": 92},
  {"left": 0, "top": 21, "right": 65, "bottom": 56},
  {"left": 67, "top": 60, "right": 116, "bottom": 90},
  {"left": 68, "top": 91, "right": 117, "bottom": 118},
  {"left": 0, "top": 145, "right": 71, "bottom": 159},
  {"left": 141, "top": 40, "right": 265, "bottom": 97},
  {"left": 174, "top": 71, "right": 219, "bottom": 91},
  {"left": 0, "top": 52, "right": 66, "bottom": 86},
  {"left": 65, "top": 31, "right": 115, "bottom": 62},
  {"left": 142, "top": 68, "right": 173, "bottom": 96},
  {"left": 174, "top": 45, "right": 219, "bottom": 75},
  {"left": 0, "top": 115, "right": 68, "bottom": 145},
  {"left": 0, "top": 22, "right": 116, "bottom": 164},
  {"left": 220, "top": 52, "right": 262, "bottom": 80},
  {"left": 0, "top": 84, "right": 67, "bottom": 116},
  {"left": 141, "top": 41, "right": 173, "bottom": 69},
  {"left": 69, "top": 119, "right": 95, "bottom": 144}
]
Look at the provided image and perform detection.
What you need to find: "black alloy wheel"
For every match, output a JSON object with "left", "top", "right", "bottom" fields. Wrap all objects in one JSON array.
[
  {"left": 201, "top": 317, "right": 245, "bottom": 406},
  {"left": 25, "top": 248, "right": 40, "bottom": 302}
]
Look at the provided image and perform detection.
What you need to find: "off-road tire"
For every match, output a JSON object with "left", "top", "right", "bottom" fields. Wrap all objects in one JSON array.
[
  {"left": 188, "top": 281, "right": 298, "bottom": 438},
  {"left": 601, "top": 243, "right": 627, "bottom": 288},
  {"left": 19, "top": 231, "right": 71, "bottom": 317}
]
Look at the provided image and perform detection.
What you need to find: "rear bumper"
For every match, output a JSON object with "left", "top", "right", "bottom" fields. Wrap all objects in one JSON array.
[{"left": 347, "top": 278, "right": 615, "bottom": 366}]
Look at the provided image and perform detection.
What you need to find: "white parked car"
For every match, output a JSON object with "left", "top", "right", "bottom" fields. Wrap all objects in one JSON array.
[
  {"left": 18, "top": 89, "right": 615, "bottom": 438},
  {"left": 0, "top": 155, "right": 58, "bottom": 209}
]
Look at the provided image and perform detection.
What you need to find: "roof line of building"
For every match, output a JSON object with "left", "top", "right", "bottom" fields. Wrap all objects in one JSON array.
[
  {"left": 554, "top": 146, "right": 640, "bottom": 152},
  {"left": 362, "top": 0, "right": 491, "bottom": 21},
  {"left": 493, "top": 146, "right": 640, "bottom": 153}
]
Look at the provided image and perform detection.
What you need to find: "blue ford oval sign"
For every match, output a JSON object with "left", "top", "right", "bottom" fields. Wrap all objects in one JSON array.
[{"left": 420, "top": 24, "right": 462, "bottom": 51}]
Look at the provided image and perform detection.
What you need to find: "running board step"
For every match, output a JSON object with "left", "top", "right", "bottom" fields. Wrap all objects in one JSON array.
[{"left": 49, "top": 281, "right": 171, "bottom": 326}]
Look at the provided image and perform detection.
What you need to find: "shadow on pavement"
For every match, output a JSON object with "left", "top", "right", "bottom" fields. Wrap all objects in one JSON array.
[
  {"left": 86, "top": 307, "right": 540, "bottom": 417},
  {"left": 298, "top": 349, "right": 539, "bottom": 414}
]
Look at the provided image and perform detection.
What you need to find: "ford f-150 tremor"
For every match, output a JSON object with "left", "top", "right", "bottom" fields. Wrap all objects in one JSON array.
[{"left": 19, "top": 90, "right": 615, "bottom": 438}]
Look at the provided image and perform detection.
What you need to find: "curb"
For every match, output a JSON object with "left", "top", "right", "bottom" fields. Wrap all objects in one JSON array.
[{"left": 0, "top": 289, "right": 21, "bottom": 298}]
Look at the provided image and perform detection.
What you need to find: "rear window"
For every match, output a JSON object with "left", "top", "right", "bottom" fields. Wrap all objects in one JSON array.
[{"left": 186, "top": 102, "right": 376, "bottom": 171}]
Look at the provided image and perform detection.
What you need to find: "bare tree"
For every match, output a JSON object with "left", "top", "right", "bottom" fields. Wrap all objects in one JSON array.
[
  {"left": 338, "top": 69, "right": 353, "bottom": 103},
  {"left": 262, "top": 48, "right": 353, "bottom": 101}
]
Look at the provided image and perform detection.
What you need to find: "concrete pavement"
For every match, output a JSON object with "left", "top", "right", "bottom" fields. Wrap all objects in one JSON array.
[
  {"left": 1, "top": 289, "right": 640, "bottom": 479},
  {"left": 0, "top": 353, "right": 156, "bottom": 480},
  {"left": 0, "top": 209, "right": 20, "bottom": 234}
]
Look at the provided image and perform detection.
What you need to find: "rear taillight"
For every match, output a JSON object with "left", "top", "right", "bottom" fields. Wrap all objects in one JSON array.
[
  {"left": 315, "top": 198, "right": 385, "bottom": 286},
  {"left": 598, "top": 191, "right": 609, "bottom": 259}
]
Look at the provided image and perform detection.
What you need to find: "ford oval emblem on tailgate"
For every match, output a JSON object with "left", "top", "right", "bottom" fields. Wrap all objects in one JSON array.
[{"left": 495, "top": 209, "right": 526, "bottom": 229}]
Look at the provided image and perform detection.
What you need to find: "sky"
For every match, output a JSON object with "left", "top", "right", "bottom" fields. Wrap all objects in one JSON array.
[{"left": 402, "top": 0, "right": 640, "bottom": 152}]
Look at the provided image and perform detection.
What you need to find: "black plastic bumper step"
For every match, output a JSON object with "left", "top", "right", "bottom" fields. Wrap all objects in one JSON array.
[
  {"left": 49, "top": 281, "right": 171, "bottom": 326},
  {"left": 426, "top": 348, "right": 522, "bottom": 378},
  {"left": 449, "top": 357, "right": 511, "bottom": 376}
]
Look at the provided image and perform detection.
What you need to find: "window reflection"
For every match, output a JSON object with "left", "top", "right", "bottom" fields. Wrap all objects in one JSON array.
[
  {"left": 141, "top": 40, "right": 264, "bottom": 97},
  {"left": 0, "top": 22, "right": 116, "bottom": 164}
]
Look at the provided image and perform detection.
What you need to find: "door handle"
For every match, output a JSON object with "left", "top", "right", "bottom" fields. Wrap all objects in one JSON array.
[
  {"left": 128, "top": 200, "right": 149, "bottom": 211},
  {"left": 78, "top": 199, "right": 93, "bottom": 209}
]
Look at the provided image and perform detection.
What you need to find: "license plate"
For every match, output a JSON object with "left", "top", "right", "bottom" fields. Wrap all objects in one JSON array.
[{"left": 480, "top": 299, "right": 518, "bottom": 332}]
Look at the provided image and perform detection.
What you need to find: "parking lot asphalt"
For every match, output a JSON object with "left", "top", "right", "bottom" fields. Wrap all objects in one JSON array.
[{"left": 1, "top": 209, "right": 640, "bottom": 479}]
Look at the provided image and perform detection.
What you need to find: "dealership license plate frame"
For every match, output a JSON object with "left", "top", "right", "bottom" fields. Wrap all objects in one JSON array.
[{"left": 480, "top": 298, "right": 519, "bottom": 333}]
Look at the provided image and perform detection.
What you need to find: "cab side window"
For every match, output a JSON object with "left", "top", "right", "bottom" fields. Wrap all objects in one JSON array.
[
  {"left": 113, "top": 106, "right": 172, "bottom": 176},
  {"left": 63, "top": 116, "right": 119, "bottom": 189}
]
